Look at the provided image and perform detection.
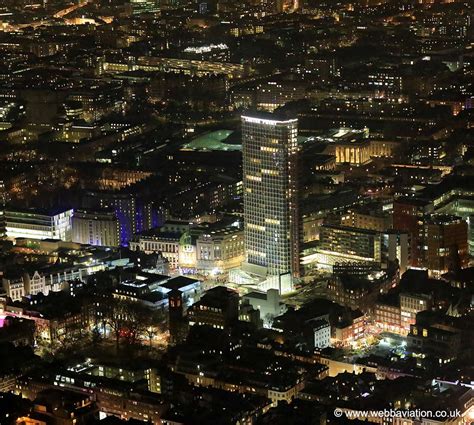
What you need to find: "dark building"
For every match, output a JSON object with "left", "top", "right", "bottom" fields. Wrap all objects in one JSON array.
[
  {"left": 16, "top": 388, "right": 98, "bottom": 424},
  {"left": 187, "top": 286, "right": 239, "bottom": 329},
  {"left": 393, "top": 198, "right": 433, "bottom": 267},
  {"left": 168, "top": 289, "right": 188, "bottom": 345}
]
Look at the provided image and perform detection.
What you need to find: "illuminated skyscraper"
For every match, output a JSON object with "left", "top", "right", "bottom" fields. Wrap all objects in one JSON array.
[{"left": 241, "top": 113, "right": 300, "bottom": 291}]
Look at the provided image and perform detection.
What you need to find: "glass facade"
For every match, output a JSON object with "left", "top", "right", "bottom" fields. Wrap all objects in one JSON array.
[{"left": 242, "top": 114, "right": 300, "bottom": 277}]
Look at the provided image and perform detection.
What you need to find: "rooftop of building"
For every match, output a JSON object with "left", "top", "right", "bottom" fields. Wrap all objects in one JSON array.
[
  {"left": 393, "top": 197, "right": 433, "bottom": 207},
  {"left": 180, "top": 124, "right": 364, "bottom": 153},
  {"left": 181, "top": 129, "right": 239, "bottom": 152},
  {"left": 3, "top": 206, "right": 73, "bottom": 217},
  {"left": 191, "top": 285, "right": 238, "bottom": 309},
  {"left": 197, "top": 219, "right": 243, "bottom": 237},
  {"left": 241, "top": 109, "right": 298, "bottom": 123},
  {"left": 34, "top": 388, "right": 91, "bottom": 408},
  {"left": 333, "top": 274, "right": 372, "bottom": 291},
  {"left": 321, "top": 223, "right": 380, "bottom": 235},
  {"left": 442, "top": 266, "right": 474, "bottom": 284},
  {"left": 425, "top": 214, "right": 465, "bottom": 225},
  {"left": 160, "top": 276, "right": 200, "bottom": 291},
  {"left": 9, "top": 291, "right": 86, "bottom": 319},
  {"left": 135, "top": 229, "right": 182, "bottom": 240},
  {"left": 376, "top": 292, "right": 401, "bottom": 307},
  {"left": 311, "top": 318, "right": 330, "bottom": 330},
  {"left": 160, "top": 385, "right": 270, "bottom": 425},
  {"left": 311, "top": 153, "right": 336, "bottom": 164},
  {"left": 73, "top": 209, "right": 117, "bottom": 219},
  {"left": 348, "top": 202, "right": 389, "bottom": 217},
  {"left": 243, "top": 291, "right": 269, "bottom": 301}
]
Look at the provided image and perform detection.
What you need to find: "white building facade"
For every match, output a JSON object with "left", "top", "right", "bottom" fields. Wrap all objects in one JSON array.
[{"left": 241, "top": 113, "right": 300, "bottom": 293}]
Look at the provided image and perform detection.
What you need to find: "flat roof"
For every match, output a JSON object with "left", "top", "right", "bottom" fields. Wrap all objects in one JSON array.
[
  {"left": 244, "top": 291, "right": 268, "bottom": 300},
  {"left": 4, "top": 207, "right": 73, "bottom": 217},
  {"left": 160, "top": 276, "right": 200, "bottom": 290},
  {"left": 182, "top": 130, "right": 321, "bottom": 153},
  {"left": 181, "top": 130, "right": 239, "bottom": 152}
]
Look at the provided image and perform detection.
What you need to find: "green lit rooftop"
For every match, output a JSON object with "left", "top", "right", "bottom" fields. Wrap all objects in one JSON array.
[
  {"left": 181, "top": 129, "right": 354, "bottom": 152},
  {"left": 181, "top": 130, "right": 240, "bottom": 152}
]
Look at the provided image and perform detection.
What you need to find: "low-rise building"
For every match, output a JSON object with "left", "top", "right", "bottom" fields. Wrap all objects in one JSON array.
[
  {"left": 327, "top": 270, "right": 396, "bottom": 313},
  {"left": 1, "top": 264, "right": 95, "bottom": 301},
  {"left": 332, "top": 310, "right": 365, "bottom": 347},
  {"left": 72, "top": 209, "right": 120, "bottom": 247},
  {"left": 1, "top": 273, "right": 26, "bottom": 301},
  {"left": 16, "top": 389, "right": 98, "bottom": 425},
  {"left": 313, "top": 319, "right": 331, "bottom": 349},
  {"left": 3, "top": 292, "right": 90, "bottom": 344},
  {"left": 400, "top": 292, "right": 433, "bottom": 333},
  {"left": 407, "top": 311, "right": 467, "bottom": 365},
  {"left": 129, "top": 231, "right": 181, "bottom": 270},
  {"left": 130, "top": 229, "right": 200, "bottom": 273},
  {"left": 113, "top": 273, "right": 202, "bottom": 310},
  {"left": 196, "top": 226, "right": 244, "bottom": 274},
  {"left": 188, "top": 286, "right": 239, "bottom": 329},
  {"left": 241, "top": 289, "right": 287, "bottom": 325},
  {"left": 4, "top": 208, "right": 73, "bottom": 241},
  {"left": 374, "top": 300, "right": 402, "bottom": 334}
]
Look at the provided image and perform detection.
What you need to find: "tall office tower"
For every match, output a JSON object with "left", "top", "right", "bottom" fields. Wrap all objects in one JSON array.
[{"left": 241, "top": 113, "right": 300, "bottom": 291}]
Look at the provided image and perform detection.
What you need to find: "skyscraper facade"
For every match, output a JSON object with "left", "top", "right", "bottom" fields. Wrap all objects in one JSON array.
[{"left": 241, "top": 113, "right": 300, "bottom": 283}]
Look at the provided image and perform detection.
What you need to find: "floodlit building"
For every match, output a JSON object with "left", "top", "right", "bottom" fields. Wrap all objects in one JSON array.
[
  {"left": 241, "top": 289, "right": 287, "bottom": 324},
  {"left": 313, "top": 319, "right": 331, "bottom": 349},
  {"left": 72, "top": 209, "right": 120, "bottom": 247},
  {"left": 241, "top": 112, "right": 300, "bottom": 293},
  {"left": 196, "top": 226, "right": 244, "bottom": 274},
  {"left": 130, "top": 231, "right": 181, "bottom": 270},
  {"left": 400, "top": 292, "right": 432, "bottom": 333},
  {"left": 4, "top": 208, "right": 73, "bottom": 241},
  {"left": 312, "top": 224, "right": 408, "bottom": 274},
  {"left": 317, "top": 224, "right": 382, "bottom": 265}
]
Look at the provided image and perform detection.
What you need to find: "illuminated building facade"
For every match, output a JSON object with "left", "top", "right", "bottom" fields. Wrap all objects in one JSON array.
[
  {"left": 400, "top": 292, "right": 432, "bottom": 334},
  {"left": 241, "top": 113, "right": 300, "bottom": 288},
  {"left": 334, "top": 140, "right": 371, "bottom": 165},
  {"left": 318, "top": 224, "right": 382, "bottom": 264},
  {"left": 341, "top": 209, "right": 392, "bottom": 232},
  {"left": 83, "top": 191, "right": 158, "bottom": 247},
  {"left": 72, "top": 209, "right": 120, "bottom": 247},
  {"left": 196, "top": 227, "right": 244, "bottom": 274},
  {"left": 313, "top": 319, "right": 331, "bottom": 349},
  {"left": 129, "top": 232, "right": 181, "bottom": 271},
  {"left": 332, "top": 312, "right": 365, "bottom": 347},
  {"left": 304, "top": 223, "right": 408, "bottom": 274},
  {"left": 0, "top": 209, "right": 4, "bottom": 239},
  {"left": 99, "top": 56, "right": 245, "bottom": 79},
  {"left": 374, "top": 302, "right": 402, "bottom": 334},
  {"left": 4, "top": 208, "right": 73, "bottom": 241}
]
